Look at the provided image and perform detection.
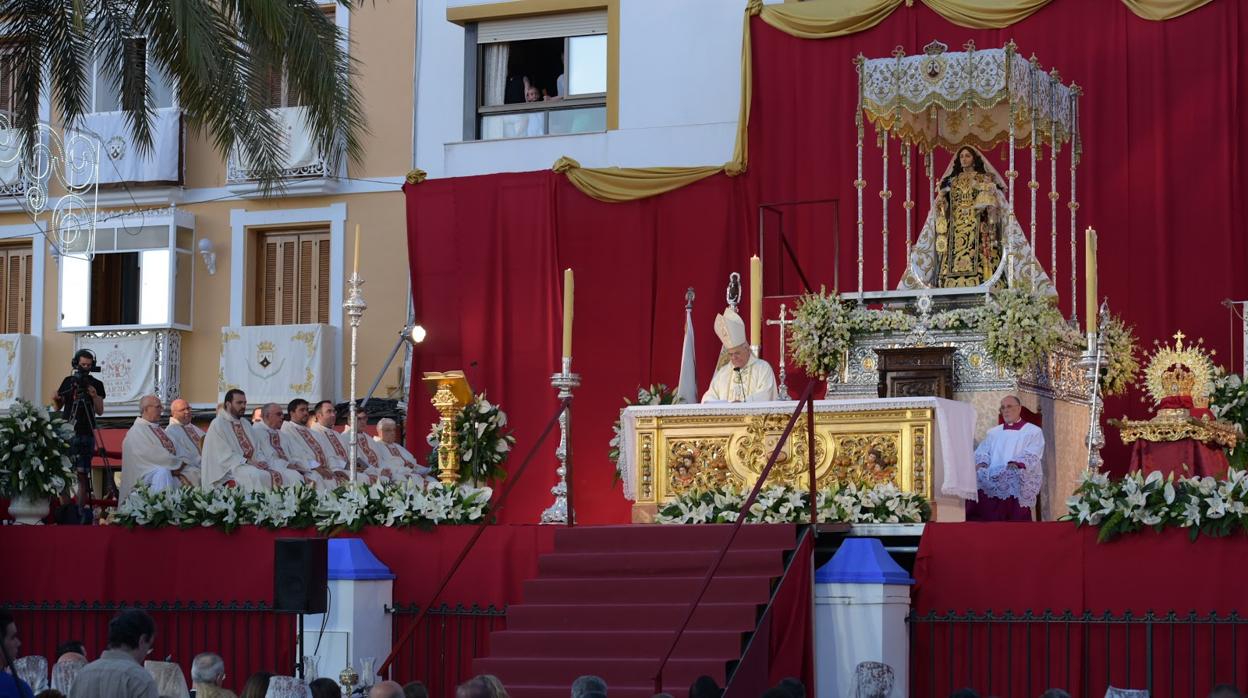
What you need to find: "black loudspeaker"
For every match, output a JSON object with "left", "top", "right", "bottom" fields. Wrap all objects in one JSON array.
[{"left": 274, "top": 538, "right": 328, "bottom": 613}]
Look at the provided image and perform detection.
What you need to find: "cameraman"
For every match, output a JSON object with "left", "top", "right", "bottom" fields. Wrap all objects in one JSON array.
[{"left": 51, "top": 349, "right": 106, "bottom": 521}]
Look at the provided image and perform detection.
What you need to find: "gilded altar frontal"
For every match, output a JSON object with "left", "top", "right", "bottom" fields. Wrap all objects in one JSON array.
[{"left": 628, "top": 407, "right": 934, "bottom": 522}]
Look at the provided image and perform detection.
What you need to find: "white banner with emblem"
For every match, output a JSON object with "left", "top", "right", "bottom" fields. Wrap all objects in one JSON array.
[
  {"left": 219, "top": 324, "right": 332, "bottom": 404},
  {"left": 76, "top": 334, "right": 158, "bottom": 404},
  {"left": 0, "top": 334, "right": 36, "bottom": 409}
]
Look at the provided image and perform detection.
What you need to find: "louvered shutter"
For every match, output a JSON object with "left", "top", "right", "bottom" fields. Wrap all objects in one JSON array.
[{"left": 258, "top": 230, "right": 329, "bottom": 326}]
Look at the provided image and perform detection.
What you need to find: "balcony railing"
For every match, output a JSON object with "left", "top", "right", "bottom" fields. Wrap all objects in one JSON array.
[{"left": 226, "top": 106, "right": 342, "bottom": 186}]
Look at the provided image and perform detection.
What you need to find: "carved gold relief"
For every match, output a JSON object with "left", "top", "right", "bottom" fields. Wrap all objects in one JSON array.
[
  {"left": 667, "top": 438, "right": 731, "bottom": 494},
  {"left": 819, "top": 433, "right": 900, "bottom": 488},
  {"left": 733, "top": 415, "right": 827, "bottom": 487}
]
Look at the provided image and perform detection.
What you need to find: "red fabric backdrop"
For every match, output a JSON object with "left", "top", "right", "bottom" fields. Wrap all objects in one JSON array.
[{"left": 406, "top": 0, "right": 1248, "bottom": 520}]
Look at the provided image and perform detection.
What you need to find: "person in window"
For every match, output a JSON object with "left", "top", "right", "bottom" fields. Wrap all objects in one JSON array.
[
  {"left": 523, "top": 78, "right": 545, "bottom": 136},
  {"left": 51, "top": 349, "right": 106, "bottom": 523}
]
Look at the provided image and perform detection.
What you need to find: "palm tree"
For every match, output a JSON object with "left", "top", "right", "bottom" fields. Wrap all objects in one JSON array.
[{"left": 0, "top": 0, "right": 365, "bottom": 194}]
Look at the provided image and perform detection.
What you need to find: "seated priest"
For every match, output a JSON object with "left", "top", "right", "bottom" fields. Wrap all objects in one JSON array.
[
  {"left": 375, "top": 418, "right": 435, "bottom": 482},
  {"left": 966, "top": 395, "right": 1044, "bottom": 522},
  {"left": 253, "top": 402, "right": 326, "bottom": 488},
  {"left": 701, "top": 307, "right": 778, "bottom": 403},
  {"left": 165, "top": 398, "right": 205, "bottom": 482},
  {"left": 282, "top": 398, "right": 350, "bottom": 485},
  {"left": 120, "top": 395, "right": 199, "bottom": 498},
  {"left": 341, "top": 406, "right": 401, "bottom": 482},
  {"left": 310, "top": 400, "right": 381, "bottom": 483},
  {"left": 201, "top": 389, "right": 298, "bottom": 490}
]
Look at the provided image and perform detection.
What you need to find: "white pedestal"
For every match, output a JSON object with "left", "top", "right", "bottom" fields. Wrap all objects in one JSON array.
[{"left": 302, "top": 578, "right": 393, "bottom": 682}]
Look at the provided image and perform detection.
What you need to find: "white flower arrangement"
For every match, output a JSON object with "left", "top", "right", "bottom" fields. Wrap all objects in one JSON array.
[
  {"left": 981, "top": 288, "right": 1073, "bottom": 373},
  {"left": 0, "top": 399, "right": 76, "bottom": 500},
  {"left": 789, "top": 291, "right": 853, "bottom": 379},
  {"left": 655, "top": 481, "right": 930, "bottom": 525},
  {"left": 111, "top": 480, "right": 493, "bottom": 533},
  {"left": 427, "top": 393, "right": 515, "bottom": 483},
  {"left": 1064, "top": 468, "right": 1248, "bottom": 542},
  {"left": 609, "top": 384, "right": 682, "bottom": 482},
  {"left": 1099, "top": 312, "right": 1141, "bottom": 396},
  {"left": 848, "top": 306, "right": 916, "bottom": 334}
]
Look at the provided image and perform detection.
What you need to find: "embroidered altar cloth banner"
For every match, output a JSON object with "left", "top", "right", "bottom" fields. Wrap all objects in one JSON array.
[
  {"left": 66, "top": 108, "right": 182, "bottom": 185},
  {"left": 219, "top": 324, "right": 332, "bottom": 404},
  {"left": 78, "top": 334, "right": 157, "bottom": 404},
  {"left": 0, "top": 334, "right": 36, "bottom": 408}
]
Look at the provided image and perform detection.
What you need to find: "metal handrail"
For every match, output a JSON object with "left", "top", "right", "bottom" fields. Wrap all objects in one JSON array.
[
  {"left": 653, "top": 381, "right": 819, "bottom": 693},
  {"left": 378, "top": 397, "right": 571, "bottom": 677}
]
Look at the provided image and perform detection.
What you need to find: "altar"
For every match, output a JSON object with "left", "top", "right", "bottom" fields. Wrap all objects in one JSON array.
[{"left": 619, "top": 397, "right": 978, "bottom": 523}]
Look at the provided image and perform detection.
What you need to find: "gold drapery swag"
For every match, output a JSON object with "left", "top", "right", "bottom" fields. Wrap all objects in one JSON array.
[{"left": 540, "top": 0, "right": 1211, "bottom": 202}]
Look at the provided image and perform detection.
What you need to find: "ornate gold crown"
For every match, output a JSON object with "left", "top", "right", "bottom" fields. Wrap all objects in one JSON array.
[
  {"left": 1139, "top": 330, "right": 1216, "bottom": 406},
  {"left": 257, "top": 340, "right": 275, "bottom": 352}
]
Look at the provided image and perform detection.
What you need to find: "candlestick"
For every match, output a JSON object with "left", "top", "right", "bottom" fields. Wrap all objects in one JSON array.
[
  {"left": 749, "top": 255, "right": 762, "bottom": 352},
  {"left": 562, "top": 268, "right": 574, "bottom": 359},
  {"left": 541, "top": 357, "right": 580, "bottom": 525},
  {"left": 353, "top": 224, "right": 361, "bottom": 275},
  {"left": 1084, "top": 227, "right": 1097, "bottom": 335}
]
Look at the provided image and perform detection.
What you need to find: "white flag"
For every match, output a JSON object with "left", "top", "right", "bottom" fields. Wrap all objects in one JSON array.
[{"left": 676, "top": 309, "right": 698, "bottom": 404}]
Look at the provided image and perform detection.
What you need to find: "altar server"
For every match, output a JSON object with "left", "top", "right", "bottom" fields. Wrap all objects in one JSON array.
[
  {"left": 121, "top": 395, "right": 199, "bottom": 498},
  {"left": 966, "top": 395, "right": 1045, "bottom": 521},
  {"left": 201, "top": 389, "right": 296, "bottom": 490},
  {"left": 374, "top": 418, "right": 435, "bottom": 482},
  {"left": 701, "top": 307, "right": 778, "bottom": 403}
]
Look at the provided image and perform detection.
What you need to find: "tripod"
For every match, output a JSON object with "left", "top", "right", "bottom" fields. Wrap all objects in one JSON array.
[{"left": 59, "top": 379, "right": 113, "bottom": 522}]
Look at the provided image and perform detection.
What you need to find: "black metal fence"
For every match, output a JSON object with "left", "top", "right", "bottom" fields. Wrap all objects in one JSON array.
[
  {"left": 2, "top": 601, "right": 296, "bottom": 694},
  {"left": 387, "top": 603, "right": 507, "bottom": 698},
  {"left": 910, "top": 610, "right": 1248, "bottom": 698}
]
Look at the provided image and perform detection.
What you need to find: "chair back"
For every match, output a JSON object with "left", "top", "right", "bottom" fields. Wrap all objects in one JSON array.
[
  {"left": 51, "top": 657, "right": 86, "bottom": 693},
  {"left": 13, "top": 655, "right": 48, "bottom": 692},
  {"left": 265, "top": 675, "right": 313, "bottom": 698},
  {"left": 144, "top": 659, "right": 190, "bottom": 698},
  {"left": 1105, "top": 688, "right": 1150, "bottom": 698},
  {"left": 853, "top": 661, "right": 894, "bottom": 698}
]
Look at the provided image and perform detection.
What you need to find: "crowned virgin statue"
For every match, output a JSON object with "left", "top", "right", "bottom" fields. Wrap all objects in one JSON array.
[{"left": 898, "top": 145, "right": 1055, "bottom": 294}]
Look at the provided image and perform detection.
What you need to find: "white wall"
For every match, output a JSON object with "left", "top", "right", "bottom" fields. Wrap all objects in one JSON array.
[{"left": 418, "top": 0, "right": 752, "bottom": 179}]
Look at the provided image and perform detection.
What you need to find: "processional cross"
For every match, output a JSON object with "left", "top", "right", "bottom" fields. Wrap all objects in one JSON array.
[{"left": 766, "top": 303, "right": 795, "bottom": 400}]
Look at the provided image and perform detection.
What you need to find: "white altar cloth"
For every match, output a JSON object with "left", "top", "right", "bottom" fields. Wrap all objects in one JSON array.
[{"left": 619, "top": 396, "right": 977, "bottom": 503}]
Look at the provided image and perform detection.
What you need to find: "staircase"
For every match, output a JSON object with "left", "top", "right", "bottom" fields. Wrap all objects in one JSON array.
[{"left": 472, "top": 524, "right": 798, "bottom": 698}]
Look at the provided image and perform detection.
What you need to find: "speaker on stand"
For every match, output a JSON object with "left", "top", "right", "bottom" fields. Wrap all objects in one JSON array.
[{"left": 274, "top": 538, "right": 329, "bottom": 680}]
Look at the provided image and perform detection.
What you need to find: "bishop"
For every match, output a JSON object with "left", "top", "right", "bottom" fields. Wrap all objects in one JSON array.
[{"left": 701, "top": 307, "right": 778, "bottom": 403}]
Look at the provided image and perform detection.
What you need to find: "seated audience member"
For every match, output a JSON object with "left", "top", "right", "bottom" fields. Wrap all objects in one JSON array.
[
  {"left": 121, "top": 395, "right": 199, "bottom": 498},
  {"left": 456, "top": 677, "right": 494, "bottom": 698},
  {"left": 479, "top": 675, "right": 508, "bottom": 698},
  {"left": 402, "top": 681, "right": 428, "bottom": 698},
  {"left": 966, "top": 395, "right": 1044, "bottom": 522},
  {"left": 72, "top": 609, "right": 159, "bottom": 698},
  {"left": 374, "top": 419, "right": 433, "bottom": 481},
  {"left": 1208, "top": 687, "right": 1241, "bottom": 698},
  {"left": 237, "top": 672, "right": 273, "bottom": 698},
  {"left": 776, "top": 677, "right": 805, "bottom": 698},
  {"left": 309, "top": 678, "right": 341, "bottom": 698},
  {"left": 369, "top": 682, "right": 405, "bottom": 698},
  {"left": 688, "top": 676, "right": 722, "bottom": 698},
  {"left": 0, "top": 611, "right": 32, "bottom": 698},
  {"left": 190, "top": 652, "right": 235, "bottom": 698},
  {"left": 571, "top": 676, "right": 607, "bottom": 698}
]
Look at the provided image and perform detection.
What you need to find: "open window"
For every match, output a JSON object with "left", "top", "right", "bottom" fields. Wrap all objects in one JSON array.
[
  {"left": 90, "top": 38, "right": 176, "bottom": 113},
  {"left": 474, "top": 10, "right": 607, "bottom": 140},
  {"left": 58, "top": 211, "right": 195, "bottom": 330}
]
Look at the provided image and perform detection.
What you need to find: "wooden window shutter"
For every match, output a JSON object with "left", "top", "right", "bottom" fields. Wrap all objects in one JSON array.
[
  {"left": 279, "top": 237, "right": 297, "bottom": 324},
  {"left": 121, "top": 38, "right": 147, "bottom": 112},
  {"left": 258, "top": 229, "right": 328, "bottom": 326},
  {"left": 0, "top": 46, "right": 14, "bottom": 118},
  {"left": 19, "top": 249, "right": 29, "bottom": 333}
]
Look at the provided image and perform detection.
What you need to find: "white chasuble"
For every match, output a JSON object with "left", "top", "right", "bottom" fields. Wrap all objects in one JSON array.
[
  {"left": 121, "top": 417, "right": 197, "bottom": 499},
  {"left": 374, "top": 436, "right": 433, "bottom": 480},
  {"left": 701, "top": 356, "right": 778, "bottom": 404},
  {"left": 202, "top": 411, "right": 284, "bottom": 490}
]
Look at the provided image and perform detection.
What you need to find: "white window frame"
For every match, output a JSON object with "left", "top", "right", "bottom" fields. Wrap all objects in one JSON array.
[
  {"left": 0, "top": 223, "right": 46, "bottom": 400},
  {"left": 88, "top": 38, "right": 180, "bottom": 114},
  {"left": 230, "top": 202, "right": 345, "bottom": 400}
]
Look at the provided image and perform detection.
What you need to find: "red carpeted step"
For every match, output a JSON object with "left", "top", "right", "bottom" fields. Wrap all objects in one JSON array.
[
  {"left": 505, "top": 602, "right": 759, "bottom": 631},
  {"left": 488, "top": 629, "right": 743, "bottom": 659},
  {"left": 537, "top": 548, "right": 784, "bottom": 577},
  {"left": 473, "top": 656, "right": 726, "bottom": 688},
  {"left": 552, "top": 523, "right": 796, "bottom": 553},
  {"left": 521, "top": 575, "right": 773, "bottom": 604}
]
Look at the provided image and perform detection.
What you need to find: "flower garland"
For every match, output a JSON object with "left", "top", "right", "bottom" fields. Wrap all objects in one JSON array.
[
  {"left": 1065, "top": 468, "right": 1248, "bottom": 543},
  {"left": 609, "top": 384, "right": 682, "bottom": 482},
  {"left": 427, "top": 394, "right": 515, "bottom": 483},
  {"left": 655, "top": 482, "right": 930, "bottom": 525},
  {"left": 981, "top": 288, "right": 1073, "bottom": 372},
  {"left": 1099, "top": 312, "right": 1140, "bottom": 396},
  {"left": 789, "top": 291, "right": 853, "bottom": 379},
  {"left": 110, "top": 480, "right": 493, "bottom": 534},
  {"left": 0, "top": 399, "right": 76, "bottom": 500}
]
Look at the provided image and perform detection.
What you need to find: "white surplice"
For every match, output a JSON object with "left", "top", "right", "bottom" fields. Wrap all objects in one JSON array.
[
  {"left": 121, "top": 417, "right": 198, "bottom": 499},
  {"left": 701, "top": 355, "right": 779, "bottom": 403},
  {"left": 973, "top": 421, "right": 1045, "bottom": 507}
]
